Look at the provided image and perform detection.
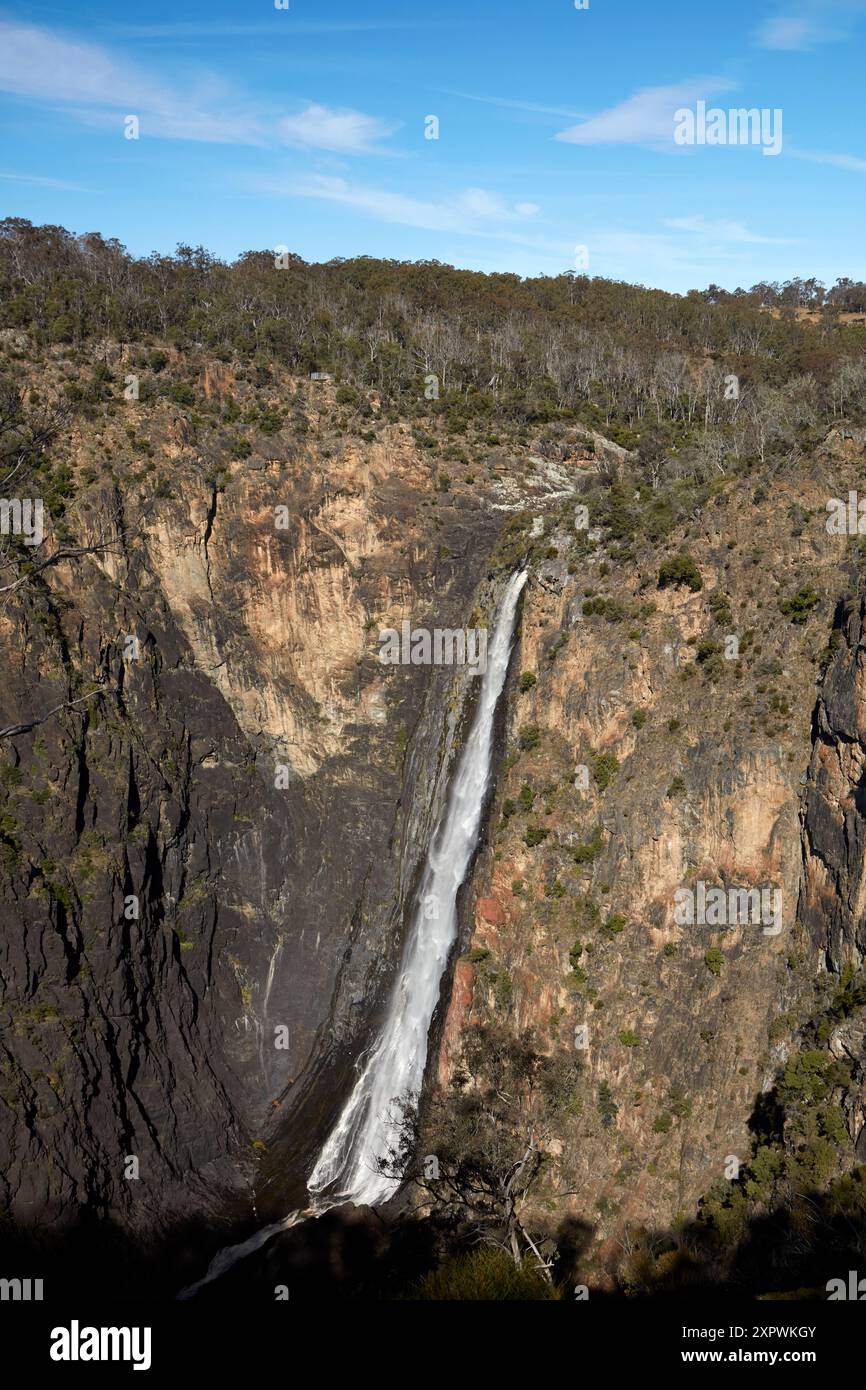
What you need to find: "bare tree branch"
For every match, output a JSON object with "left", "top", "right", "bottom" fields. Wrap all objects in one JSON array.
[{"left": 0, "top": 686, "right": 105, "bottom": 740}]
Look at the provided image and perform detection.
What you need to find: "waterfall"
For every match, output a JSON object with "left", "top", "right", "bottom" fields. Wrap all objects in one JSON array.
[
  {"left": 308, "top": 567, "right": 528, "bottom": 1206},
  {"left": 178, "top": 568, "right": 527, "bottom": 1296}
]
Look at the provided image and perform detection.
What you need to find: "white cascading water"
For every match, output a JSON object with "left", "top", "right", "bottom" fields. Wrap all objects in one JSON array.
[
  {"left": 178, "top": 568, "right": 527, "bottom": 1296},
  {"left": 308, "top": 567, "right": 528, "bottom": 1206}
]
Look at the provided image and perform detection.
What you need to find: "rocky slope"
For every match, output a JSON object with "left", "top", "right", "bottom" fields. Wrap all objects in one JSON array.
[{"left": 439, "top": 426, "right": 866, "bottom": 1281}]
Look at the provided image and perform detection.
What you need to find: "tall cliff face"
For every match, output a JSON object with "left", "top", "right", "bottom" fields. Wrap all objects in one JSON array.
[
  {"left": 798, "top": 596, "right": 866, "bottom": 1167},
  {"left": 800, "top": 593, "right": 866, "bottom": 972},
  {"left": 439, "top": 432, "right": 866, "bottom": 1270},
  {"left": 3, "top": 340, "right": 866, "bottom": 1286},
  {"left": 0, "top": 353, "right": 538, "bottom": 1236}
]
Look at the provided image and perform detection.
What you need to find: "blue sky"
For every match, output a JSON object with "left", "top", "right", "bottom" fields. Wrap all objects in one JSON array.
[{"left": 1, "top": 0, "right": 864, "bottom": 292}]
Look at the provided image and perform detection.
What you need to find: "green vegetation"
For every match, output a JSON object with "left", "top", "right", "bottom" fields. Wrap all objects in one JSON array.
[
  {"left": 413, "top": 1248, "right": 559, "bottom": 1301},
  {"left": 582, "top": 594, "right": 628, "bottom": 623},
  {"left": 493, "top": 970, "right": 513, "bottom": 1011},
  {"left": 592, "top": 751, "right": 620, "bottom": 791},
  {"left": 598, "top": 1080, "right": 618, "bottom": 1127},
  {"left": 779, "top": 585, "right": 820, "bottom": 623},
  {"left": 668, "top": 1085, "right": 692, "bottom": 1119},
  {"left": 600, "top": 912, "right": 627, "bottom": 941},
  {"left": 708, "top": 590, "right": 733, "bottom": 627},
  {"left": 2, "top": 223, "right": 863, "bottom": 568},
  {"left": 573, "top": 825, "right": 604, "bottom": 866},
  {"left": 658, "top": 551, "right": 703, "bottom": 592},
  {"left": 518, "top": 783, "right": 535, "bottom": 812}
]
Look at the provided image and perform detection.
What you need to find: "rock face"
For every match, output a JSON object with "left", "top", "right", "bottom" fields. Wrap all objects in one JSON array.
[
  {"left": 3, "top": 349, "right": 866, "bottom": 1282},
  {"left": 797, "top": 595, "right": 866, "bottom": 1164},
  {"left": 800, "top": 594, "right": 866, "bottom": 970},
  {"left": 439, "top": 447, "right": 866, "bottom": 1252},
  {"left": 0, "top": 370, "right": 512, "bottom": 1233}
]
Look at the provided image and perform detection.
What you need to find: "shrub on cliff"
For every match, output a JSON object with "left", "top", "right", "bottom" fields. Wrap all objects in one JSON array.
[
  {"left": 600, "top": 913, "right": 626, "bottom": 941},
  {"left": 582, "top": 594, "right": 628, "bottom": 622},
  {"left": 573, "top": 826, "right": 604, "bottom": 865},
  {"left": 166, "top": 380, "right": 195, "bottom": 407},
  {"left": 592, "top": 751, "right": 620, "bottom": 791},
  {"left": 257, "top": 406, "right": 284, "bottom": 434},
  {"left": 524, "top": 825, "right": 549, "bottom": 847},
  {"left": 658, "top": 551, "right": 703, "bottom": 592},
  {"left": 412, "top": 1248, "right": 559, "bottom": 1300},
  {"left": 695, "top": 637, "right": 725, "bottom": 681},
  {"left": 779, "top": 584, "right": 820, "bottom": 623},
  {"left": 708, "top": 589, "right": 733, "bottom": 626},
  {"left": 598, "top": 1080, "right": 618, "bottom": 1127}
]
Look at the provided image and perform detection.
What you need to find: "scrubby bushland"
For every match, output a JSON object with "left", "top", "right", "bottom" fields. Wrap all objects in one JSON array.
[{"left": 3, "top": 218, "right": 866, "bottom": 478}]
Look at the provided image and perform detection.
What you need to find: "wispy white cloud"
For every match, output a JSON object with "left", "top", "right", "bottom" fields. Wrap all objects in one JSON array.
[
  {"left": 789, "top": 146, "right": 866, "bottom": 172},
  {"left": 440, "top": 89, "right": 588, "bottom": 120},
  {"left": 279, "top": 104, "right": 396, "bottom": 155},
  {"left": 254, "top": 169, "right": 795, "bottom": 278},
  {"left": 0, "top": 171, "right": 88, "bottom": 190},
  {"left": 113, "top": 20, "right": 459, "bottom": 39},
  {"left": 755, "top": 16, "right": 817, "bottom": 49},
  {"left": 575, "top": 222, "right": 796, "bottom": 285},
  {"left": 0, "top": 20, "right": 394, "bottom": 153},
  {"left": 663, "top": 214, "right": 791, "bottom": 244},
  {"left": 0, "top": 20, "right": 141, "bottom": 105},
  {"left": 554, "top": 78, "right": 736, "bottom": 148},
  {"left": 274, "top": 175, "right": 545, "bottom": 238},
  {"left": 753, "top": 2, "right": 866, "bottom": 49},
  {"left": 0, "top": 19, "right": 266, "bottom": 143}
]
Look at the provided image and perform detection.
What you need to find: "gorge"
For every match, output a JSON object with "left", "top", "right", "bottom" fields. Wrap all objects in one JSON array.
[{"left": 3, "top": 224, "right": 866, "bottom": 1300}]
